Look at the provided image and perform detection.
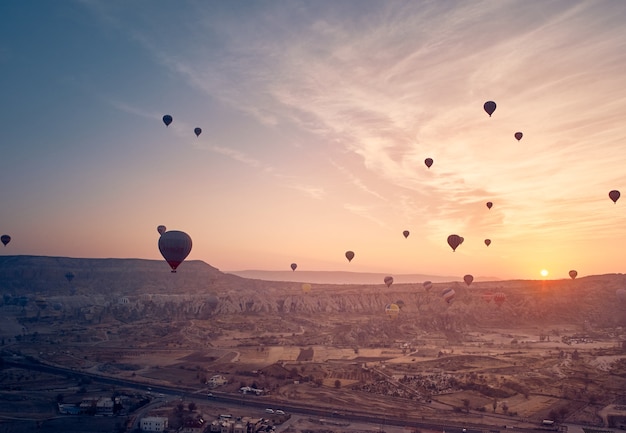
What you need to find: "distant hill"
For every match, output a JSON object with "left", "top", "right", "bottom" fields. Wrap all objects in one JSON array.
[{"left": 226, "top": 269, "right": 473, "bottom": 284}]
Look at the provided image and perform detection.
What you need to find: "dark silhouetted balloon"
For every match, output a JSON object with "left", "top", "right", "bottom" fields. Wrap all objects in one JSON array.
[
  {"left": 569, "top": 270, "right": 577, "bottom": 280},
  {"left": 162, "top": 115, "right": 173, "bottom": 127},
  {"left": 442, "top": 287, "right": 455, "bottom": 304},
  {"left": 194, "top": 127, "right": 202, "bottom": 137},
  {"left": 484, "top": 239, "right": 491, "bottom": 246},
  {"left": 1, "top": 235, "right": 10, "bottom": 246},
  {"left": 65, "top": 272, "right": 75, "bottom": 283},
  {"left": 484, "top": 101, "right": 496, "bottom": 117},
  {"left": 609, "top": 190, "right": 620, "bottom": 203},
  {"left": 345, "top": 251, "right": 355, "bottom": 262},
  {"left": 486, "top": 201, "right": 493, "bottom": 209},
  {"left": 447, "top": 234, "right": 462, "bottom": 252},
  {"left": 463, "top": 274, "right": 474, "bottom": 287},
  {"left": 157, "top": 225, "right": 167, "bottom": 235},
  {"left": 514, "top": 132, "right": 523, "bottom": 141},
  {"left": 403, "top": 230, "right": 410, "bottom": 239},
  {"left": 424, "top": 158, "right": 433, "bottom": 168},
  {"left": 158, "top": 230, "right": 192, "bottom": 273},
  {"left": 384, "top": 276, "right": 394, "bottom": 288},
  {"left": 423, "top": 281, "right": 433, "bottom": 291},
  {"left": 291, "top": 263, "right": 297, "bottom": 271}
]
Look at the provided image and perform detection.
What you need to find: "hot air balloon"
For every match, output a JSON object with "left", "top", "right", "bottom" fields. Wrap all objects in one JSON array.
[
  {"left": 609, "top": 190, "right": 620, "bottom": 203},
  {"left": 442, "top": 287, "right": 455, "bottom": 304},
  {"left": 65, "top": 272, "right": 75, "bottom": 283},
  {"left": 486, "top": 201, "right": 493, "bottom": 209},
  {"left": 345, "top": 251, "right": 355, "bottom": 262},
  {"left": 423, "top": 281, "right": 433, "bottom": 292},
  {"left": 514, "top": 132, "right": 523, "bottom": 141},
  {"left": 385, "top": 303, "right": 400, "bottom": 319},
  {"left": 447, "top": 234, "right": 462, "bottom": 252},
  {"left": 424, "top": 158, "right": 433, "bottom": 168},
  {"left": 384, "top": 276, "right": 394, "bottom": 288},
  {"left": 463, "top": 274, "right": 474, "bottom": 287},
  {"left": 484, "top": 101, "right": 496, "bottom": 117},
  {"left": 395, "top": 299, "right": 405, "bottom": 309},
  {"left": 158, "top": 230, "right": 192, "bottom": 273},
  {"left": 484, "top": 239, "right": 491, "bottom": 246},
  {"left": 194, "top": 127, "right": 202, "bottom": 137},
  {"left": 157, "top": 225, "right": 167, "bottom": 235},
  {"left": 302, "top": 283, "right": 312, "bottom": 294},
  {"left": 403, "top": 230, "right": 410, "bottom": 239},
  {"left": 162, "top": 115, "right": 173, "bottom": 127},
  {"left": 493, "top": 292, "right": 506, "bottom": 307},
  {"left": 291, "top": 263, "right": 297, "bottom": 271},
  {"left": 569, "top": 270, "right": 577, "bottom": 280},
  {"left": 1, "top": 235, "right": 10, "bottom": 246}
]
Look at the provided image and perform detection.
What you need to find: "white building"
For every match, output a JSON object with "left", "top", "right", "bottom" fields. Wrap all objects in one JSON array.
[{"left": 141, "top": 416, "right": 168, "bottom": 432}]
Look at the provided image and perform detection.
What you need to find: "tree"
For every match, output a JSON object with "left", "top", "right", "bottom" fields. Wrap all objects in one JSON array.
[
  {"left": 501, "top": 402, "right": 509, "bottom": 414},
  {"left": 188, "top": 402, "right": 197, "bottom": 412},
  {"left": 334, "top": 379, "right": 342, "bottom": 388}
]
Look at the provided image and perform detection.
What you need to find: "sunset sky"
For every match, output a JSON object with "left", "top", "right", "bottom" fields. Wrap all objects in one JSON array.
[{"left": 2, "top": 1, "right": 626, "bottom": 280}]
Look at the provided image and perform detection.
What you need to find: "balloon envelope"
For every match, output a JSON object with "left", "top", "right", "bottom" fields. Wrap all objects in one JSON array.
[
  {"left": 484, "top": 101, "right": 496, "bottom": 117},
  {"left": 65, "top": 272, "right": 75, "bottom": 283},
  {"left": 609, "top": 190, "right": 620, "bottom": 203},
  {"left": 1, "top": 235, "right": 10, "bottom": 246},
  {"left": 423, "top": 281, "right": 433, "bottom": 291},
  {"left": 385, "top": 303, "right": 400, "bottom": 319},
  {"left": 345, "top": 251, "right": 355, "bottom": 262},
  {"left": 403, "top": 230, "right": 410, "bottom": 239},
  {"left": 494, "top": 292, "right": 506, "bottom": 307},
  {"left": 569, "top": 270, "right": 577, "bottom": 280},
  {"left": 384, "top": 276, "right": 394, "bottom": 288},
  {"left": 157, "top": 225, "right": 167, "bottom": 235},
  {"left": 162, "top": 115, "right": 173, "bottom": 127},
  {"left": 447, "top": 234, "right": 462, "bottom": 251},
  {"left": 484, "top": 239, "right": 491, "bottom": 246},
  {"left": 486, "top": 201, "right": 493, "bottom": 209},
  {"left": 424, "top": 158, "right": 433, "bottom": 168},
  {"left": 158, "top": 230, "right": 192, "bottom": 272},
  {"left": 290, "top": 263, "right": 297, "bottom": 271},
  {"left": 463, "top": 274, "right": 474, "bottom": 286},
  {"left": 442, "top": 287, "right": 455, "bottom": 304},
  {"left": 302, "top": 283, "right": 312, "bottom": 294},
  {"left": 514, "top": 132, "right": 523, "bottom": 141},
  {"left": 194, "top": 127, "right": 202, "bottom": 137}
]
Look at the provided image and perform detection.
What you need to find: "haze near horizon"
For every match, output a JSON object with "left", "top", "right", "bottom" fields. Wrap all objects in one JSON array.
[{"left": 1, "top": 1, "right": 626, "bottom": 280}]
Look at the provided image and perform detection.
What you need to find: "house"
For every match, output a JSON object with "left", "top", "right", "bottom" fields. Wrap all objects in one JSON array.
[
  {"left": 140, "top": 416, "right": 168, "bottom": 432},
  {"left": 96, "top": 397, "right": 114, "bottom": 416},
  {"left": 208, "top": 374, "right": 228, "bottom": 388}
]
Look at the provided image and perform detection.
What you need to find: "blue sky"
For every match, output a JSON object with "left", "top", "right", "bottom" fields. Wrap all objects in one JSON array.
[{"left": 2, "top": 1, "right": 626, "bottom": 279}]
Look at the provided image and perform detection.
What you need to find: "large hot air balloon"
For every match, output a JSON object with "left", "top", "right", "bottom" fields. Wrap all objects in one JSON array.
[
  {"left": 609, "top": 190, "right": 620, "bottom": 203},
  {"left": 424, "top": 158, "right": 433, "bottom": 168},
  {"left": 157, "top": 225, "right": 167, "bottom": 235},
  {"left": 1, "top": 235, "right": 10, "bottom": 246},
  {"left": 194, "top": 127, "right": 202, "bottom": 137},
  {"left": 486, "top": 201, "right": 493, "bottom": 209},
  {"left": 514, "top": 132, "right": 523, "bottom": 141},
  {"left": 158, "top": 230, "right": 192, "bottom": 273},
  {"left": 291, "top": 263, "right": 297, "bottom": 271},
  {"left": 162, "top": 115, "right": 173, "bottom": 127},
  {"left": 423, "top": 281, "right": 433, "bottom": 292},
  {"left": 385, "top": 303, "right": 400, "bottom": 319},
  {"left": 484, "top": 101, "right": 496, "bottom": 117},
  {"left": 442, "top": 287, "right": 455, "bottom": 304},
  {"left": 65, "top": 272, "right": 75, "bottom": 283},
  {"left": 484, "top": 239, "right": 491, "bottom": 246},
  {"left": 345, "top": 251, "right": 355, "bottom": 262},
  {"left": 493, "top": 292, "right": 506, "bottom": 307},
  {"left": 384, "top": 276, "right": 394, "bottom": 288},
  {"left": 302, "top": 283, "right": 312, "bottom": 294},
  {"left": 463, "top": 274, "right": 474, "bottom": 287},
  {"left": 569, "top": 270, "right": 577, "bottom": 280},
  {"left": 447, "top": 234, "right": 462, "bottom": 252},
  {"left": 403, "top": 230, "right": 410, "bottom": 239}
]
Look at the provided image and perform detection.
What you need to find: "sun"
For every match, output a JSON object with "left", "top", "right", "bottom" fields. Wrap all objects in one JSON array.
[{"left": 540, "top": 269, "right": 549, "bottom": 277}]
